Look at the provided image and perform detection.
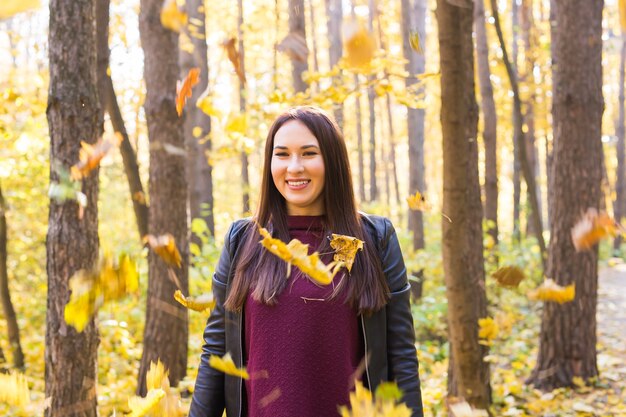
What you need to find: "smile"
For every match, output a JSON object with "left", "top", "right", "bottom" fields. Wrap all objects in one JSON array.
[{"left": 286, "top": 180, "right": 311, "bottom": 189}]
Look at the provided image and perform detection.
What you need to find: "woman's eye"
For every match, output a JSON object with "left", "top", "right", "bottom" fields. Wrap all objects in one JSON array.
[
  {"left": 274, "top": 152, "right": 288, "bottom": 157},
  {"left": 303, "top": 152, "right": 318, "bottom": 156}
]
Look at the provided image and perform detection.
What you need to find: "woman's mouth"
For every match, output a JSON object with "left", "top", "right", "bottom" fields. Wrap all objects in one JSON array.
[{"left": 286, "top": 179, "right": 311, "bottom": 190}]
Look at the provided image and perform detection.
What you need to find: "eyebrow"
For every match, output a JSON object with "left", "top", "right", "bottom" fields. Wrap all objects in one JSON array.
[{"left": 273, "top": 145, "right": 320, "bottom": 150}]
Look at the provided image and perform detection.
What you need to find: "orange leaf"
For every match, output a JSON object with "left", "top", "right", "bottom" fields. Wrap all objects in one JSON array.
[
  {"left": 571, "top": 208, "right": 617, "bottom": 251},
  {"left": 222, "top": 38, "right": 246, "bottom": 85},
  {"left": 491, "top": 265, "right": 526, "bottom": 288},
  {"left": 176, "top": 67, "right": 201, "bottom": 116},
  {"left": 70, "top": 132, "right": 123, "bottom": 180},
  {"left": 144, "top": 234, "right": 182, "bottom": 267}
]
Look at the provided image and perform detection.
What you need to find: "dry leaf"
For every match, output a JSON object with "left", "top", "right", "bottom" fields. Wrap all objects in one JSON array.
[
  {"left": 222, "top": 38, "right": 246, "bottom": 85},
  {"left": 478, "top": 317, "right": 498, "bottom": 345},
  {"left": 176, "top": 67, "right": 201, "bottom": 116},
  {"left": 0, "top": 372, "right": 30, "bottom": 406},
  {"left": 0, "top": 0, "right": 40, "bottom": 19},
  {"left": 406, "top": 191, "right": 430, "bottom": 211},
  {"left": 528, "top": 278, "right": 575, "bottom": 304},
  {"left": 70, "top": 133, "right": 123, "bottom": 180},
  {"left": 409, "top": 30, "right": 423, "bottom": 54},
  {"left": 127, "top": 388, "right": 166, "bottom": 417},
  {"left": 342, "top": 19, "right": 376, "bottom": 69},
  {"left": 224, "top": 113, "right": 248, "bottom": 136},
  {"left": 160, "top": 0, "right": 187, "bottom": 33},
  {"left": 173, "top": 289, "right": 215, "bottom": 312},
  {"left": 571, "top": 208, "right": 617, "bottom": 251},
  {"left": 277, "top": 32, "right": 309, "bottom": 62},
  {"left": 330, "top": 234, "right": 364, "bottom": 273},
  {"left": 492, "top": 265, "right": 526, "bottom": 288},
  {"left": 196, "top": 89, "right": 222, "bottom": 118},
  {"left": 338, "top": 381, "right": 411, "bottom": 417},
  {"left": 209, "top": 353, "right": 249, "bottom": 379},
  {"left": 144, "top": 234, "right": 182, "bottom": 268}
]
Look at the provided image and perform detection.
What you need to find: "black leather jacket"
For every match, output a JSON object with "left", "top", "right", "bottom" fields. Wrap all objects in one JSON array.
[{"left": 189, "top": 213, "right": 424, "bottom": 417}]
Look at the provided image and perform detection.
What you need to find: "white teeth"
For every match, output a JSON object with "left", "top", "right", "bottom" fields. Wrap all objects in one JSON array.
[{"left": 287, "top": 180, "right": 309, "bottom": 186}]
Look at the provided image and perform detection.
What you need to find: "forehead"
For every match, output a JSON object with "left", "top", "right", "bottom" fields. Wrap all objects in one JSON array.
[{"left": 273, "top": 120, "right": 319, "bottom": 147}]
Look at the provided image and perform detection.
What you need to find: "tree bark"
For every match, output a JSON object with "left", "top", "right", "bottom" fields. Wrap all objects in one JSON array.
[
  {"left": 436, "top": 0, "right": 491, "bottom": 409},
  {"left": 367, "top": 0, "right": 377, "bottom": 202},
  {"left": 181, "top": 0, "right": 215, "bottom": 237},
  {"left": 474, "top": 0, "right": 498, "bottom": 247},
  {"left": 512, "top": 0, "right": 521, "bottom": 240},
  {"left": 289, "top": 0, "right": 308, "bottom": 92},
  {"left": 46, "top": 0, "right": 100, "bottom": 415},
  {"left": 355, "top": 75, "right": 366, "bottom": 203},
  {"left": 238, "top": 0, "right": 251, "bottom": 215},
  {"left": 326, "top": 0, "right": 343, "bottom": 128},
  {"left": 307, "top": 0, "right": 320, "bottom": 94},
  {"left": 614, "top": 36, "right": 626, "bottom": 251},
  {"left": 96, "top": 0, "right": 149, "bottom": 240},
  {"left": 0, "top": 184, "right": 24, "bottom": 369},
  {"left": 402, "top": 0, "right": 426, "bottom": 299},
  {"left": 528, "top": 0, "right": 604, "bottom": 391},
  {"left": 137, "top": 0, "right": 189, "bottom": 395}
]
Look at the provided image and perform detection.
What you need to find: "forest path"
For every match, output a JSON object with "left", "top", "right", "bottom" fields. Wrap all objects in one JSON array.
[{"left": 597, "top": 265, "right": 626, "bottom": 380}]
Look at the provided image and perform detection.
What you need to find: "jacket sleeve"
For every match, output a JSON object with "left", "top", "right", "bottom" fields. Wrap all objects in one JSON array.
[
  {"left": 381, "top": 218, "right": 424, "bottom": 417},
  {"left": 188, "top": 222, "right": 236, "bottom": 417}
]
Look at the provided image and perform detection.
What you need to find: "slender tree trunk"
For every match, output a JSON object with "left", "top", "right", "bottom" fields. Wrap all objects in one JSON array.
[
  {"left": 614, "top": 36, "right": 626, "bottom": 250},
  {"left": 137, "top": 0, "right": 189, "bottom": 395},
  {"left": 546, "top": 0, "right": 556, "bottom": 228},
  {"left": 289, "top": 0, "right": 308, "bottom": 92},
  {"left": 0, "top": 184, "right": 24, "bottom": 369},
  {"left": 307, "top": 0, "right": 319, "bottom": 94},
  {"left": 528, "top": 0, "right": 604, "bottom": 391},
  {"left": 402, "top": 0, "right": 426, "bottom": 299},
  {"left": 437, "top": 0, "right": 491, "bottom": 409},
  {"left": 238, "top": 0, "right": 250, "bottom": 215},
  {"left": 326, "top": 0, "right": 343, "bottom": 128},
  {"left": 367, "top": 0, "right": 377, "bottom": 202},
  {"left": 512, "top": 0, "right": 522, "bottom": 240},
  {"left": 46, "top": 0, "right": 100, "bottom": 415},
  {"left": 474, "top": 0, "right": 498, "bottom": 247},
  {"left": 96, "top": 0, "right": 149, "bottom": 240},
  {"left": 355, "top": 75, "right": 366, "bottom": 203},
  {"left": 181, "top": 0, "right": 215, "bottom": 237}
]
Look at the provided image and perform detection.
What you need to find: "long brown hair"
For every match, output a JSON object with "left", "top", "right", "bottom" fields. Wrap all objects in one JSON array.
[{"left": 224, "top": 106, "right": 389, "bottom": 314}]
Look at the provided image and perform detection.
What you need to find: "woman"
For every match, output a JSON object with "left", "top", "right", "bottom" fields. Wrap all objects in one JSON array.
[{"left": 189, "top": 106, "right": 423, "bottom": 417}]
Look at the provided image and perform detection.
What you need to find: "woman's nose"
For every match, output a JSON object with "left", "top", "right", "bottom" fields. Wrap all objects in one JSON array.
[{"left": 287, "top": 157, "right": 304, "bottom": 173}]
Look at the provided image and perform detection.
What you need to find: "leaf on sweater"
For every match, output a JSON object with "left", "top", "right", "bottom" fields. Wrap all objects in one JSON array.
[
  {"left": 144, "top": 234, "right": 182, "bottom": 268},
  {"left": 491, "top": 265, "right": 526, "bottom": 288},
  {"left": 528, "top": 279, "right": 575, "bottom": 304},
  {"left": 173, "top": 290, "right": 215, "bottom": 313},
  {"left": 330, "top": 233, "right": 364, "bottom": 272},
  {"left": 341, "top": 19, "right": 376, "bottom": 70},
  {"left": 176, "top": 67, "right": 200, "bottom": 116},
  {"left": 127, "top": 388, "right": 166, "bottom": 417},
  {"left": 70, "top": 132, "right": 123, "bottom": 180},
  {"left": 571, "top": 208, "right": 617, "bottom": 251},
  {"left": 0, "top": 0, "right": 40, "bottom": 19},
  {"left": 160, "top": 0, "right": 187, "bottom": 33},
  {"left": 0, "top": 372, "right": 30, "bottom": 406},
  {"left": 209, "top": 353, "right": 249, "bottom": 379}
]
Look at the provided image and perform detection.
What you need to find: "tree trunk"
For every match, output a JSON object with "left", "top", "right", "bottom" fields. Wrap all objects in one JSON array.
[
  {"left": 528, "top": 0, "right": 604, "bottom": 391},
  {"left": 436, "top": 0, "right": 491, "bottom": 409},
  {"left": 307, "top": 0, "right": 320, "bottom": 94},
  {"left": 96, "top": 0, "right": 149, "bottom": 240},
  {"left": 238, "top": 0, "right": 251, "bottom": 215},
  {"left": 0, "top": 184, "right": 24, "bottom": 369},
  {"left": 137, "top": 0, "right": 189, "bottom": 395},
  {"left": 355, "top": 75, "right": 366, "bottom": 203},
  {"left": 474, "top": 0, "right": 498, "bottom": 247},
  {"left": 614, "top": 36, "right": 626, "bottom": 251},
  {"left": 289, "top": 0, "right": 308, "bottom": 92},
  {"left": 512, "top": 0, "right": 521, "bottom": 240},
  {"left": 181, "top": 0, "right": 215, "bottom": 237},
  {"left": 326, "top": 0, "right": 343, "bottom": 129},
  {"left": 367, "top": 0, "right": 377, "bottom": 202},
  {"left": 546, "top": 0, "right": 556, "bottom": 229},
  {"left": 402, "top": 0, "right": 426, "bottom": 299},
  {"left": 46, "top": 0, "right": 100, "bottom": 414}
]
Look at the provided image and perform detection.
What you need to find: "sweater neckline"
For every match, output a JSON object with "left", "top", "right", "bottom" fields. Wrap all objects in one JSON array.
[{"left": 286, "top": 215, "right": 326, "bottom": 231}]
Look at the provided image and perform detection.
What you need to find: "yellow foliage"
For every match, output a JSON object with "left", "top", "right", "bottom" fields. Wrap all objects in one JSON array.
[
  {"left": 478, "top": 317, "right": 499, "bottom": 345},
  {"left": 406, "top": 191, "right": 430, "bottom": 211},
  {"left": 196, "top": 91, "right": 222, "bottom": 118},
  {"left": 160, "top": 0, "right": 187, "bottom": 33},
  {"left": 330, "top": 233, "right": 364, "bottom": 273},
  {"left": 173, "top": 290, "right": 215, "bottom": 313},
  {"left": 338, "top": 381, "right": 411, "bottom": 417},
  {"left": 0, "top": 372, "right": 30, "bottom": 406},
  {"left": 449, "top": 400, "right": 489, "bottom": 417},
  {"left": 491, "top": 265, "right": 526, "bottom": 288},
  {"left": 209, "top": 353, "right": 249, "bottom": 379},
  {"left": 224, "top": 113, "right": 248, "bottom": 136},
  {"left": 144, "top": 234, "right": 182, "bottom": 268},
  {"left": 342, "top": 19, "right": 376, "bottom": 70},
  {"left": 528, "top": 279, "right": 576, "bottom": 304},
  {"left": 408, "top": 31, "right": 423, "bottom": 54},
  {"left": 0, "top": 0, "right": 40, "bottom": 19},
  {"left": 143, "top": 360, "right": 181, "bottom": 417},
  {"left": 127, "top": 388, "right": 166, "bottom": 417}
]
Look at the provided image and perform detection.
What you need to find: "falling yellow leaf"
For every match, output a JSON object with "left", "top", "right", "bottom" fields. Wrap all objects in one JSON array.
[
  {"left": 144, "top": 234, "right": 182, "bottom": 268},
  {"left": 571, "top": 208, "right": 617, "bottom": 251},
  {"left": 528, "top": 279, "right": 575, "bottom": 304},
  {"left": 224, "top": 113, "right": 248, "bottom": 136},
  {"left": 0, "top": 372, "right": 30, "bottom": 406},
  {"left": 0, "top": 0, "right": 40, "bottom": 19},
  {"left": 338, "top": 381, "right": 411, "bottom": 417},
  {"left": 142, "top": 360, "right": 181, "bottom": 417},
  {"left": 492, "top": 265, "right": 526, "bottom": 288},
  {"left": 330, "top": 233, "right": 364, "bottom": 273},
  {"left": 209, "top": 353, "right": 249, "bottom": 379},
  {"left": 406, "top": 191, "right": 430, "bottom": 211},
  {"left": 478, "top": 317, "right": 499, "bottom": 345},
  {"left": 342, "top": 19, "right": 376, "bottom": 69},
  {"left": 176, "top": 67, "right": 201, "bottom": 116},
  {"left": 409, "top": 30, "right": 423, "bottom": 54},
  {"left": 196, "top": 90, "right": 222, "bottom": 118},
  {"left": 127, "top": 388, "right": 166, "bottom": 417},
  {"left": 70, "top": 133, "right": 123, "bottom": 180},
  {"left": 160, "top": 0, "right": 187, "bottom": 33},
  {"left": 174, "top": 290, "right": 215, "bottom": 313}
]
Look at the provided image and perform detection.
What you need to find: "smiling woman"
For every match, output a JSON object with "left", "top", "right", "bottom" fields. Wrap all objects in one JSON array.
[{"left": 189, "top": 106, "right": 424, "bottom": 417}]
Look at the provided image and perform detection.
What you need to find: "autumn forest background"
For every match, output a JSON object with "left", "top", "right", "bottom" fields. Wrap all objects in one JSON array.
[{"left": 1, "top": 0, "right": 625, "bottom": 416}]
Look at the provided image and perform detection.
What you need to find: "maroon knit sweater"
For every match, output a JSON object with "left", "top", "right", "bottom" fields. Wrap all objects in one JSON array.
[{"left": 244, "top": 215, "right": 362, "bottom": 417}]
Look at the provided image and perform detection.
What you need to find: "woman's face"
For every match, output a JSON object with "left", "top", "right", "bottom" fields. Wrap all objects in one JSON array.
[{"left": 271, "top": 120, "right": 326, "bottom": 215}]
